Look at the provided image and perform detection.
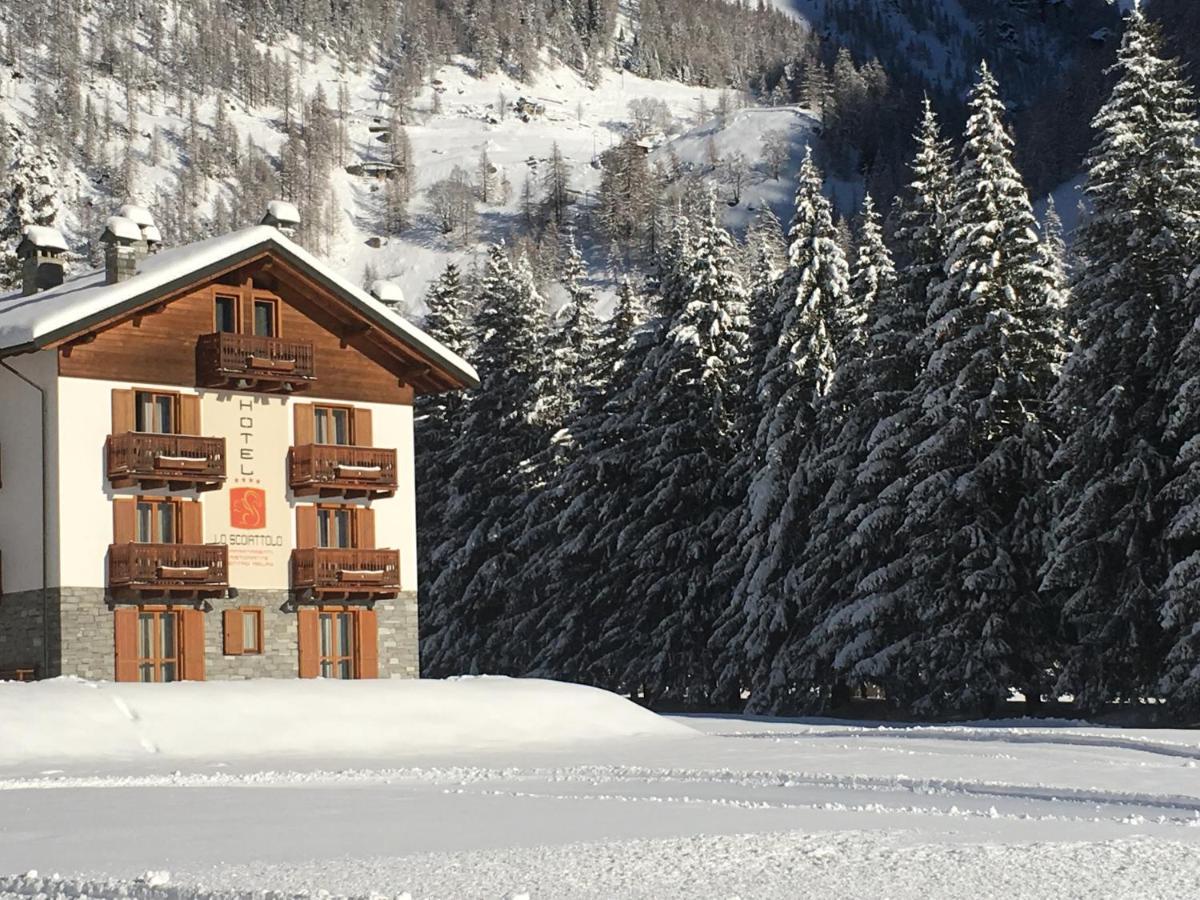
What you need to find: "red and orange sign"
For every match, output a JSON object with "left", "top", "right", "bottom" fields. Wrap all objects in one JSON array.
[{"left": 229, "top": 487, "right": 267, "bottom": 530}]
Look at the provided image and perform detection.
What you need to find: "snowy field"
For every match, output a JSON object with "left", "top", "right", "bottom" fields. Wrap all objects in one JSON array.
[{"left": 2, "top": 679, "right": 1200, "bottom": 899}]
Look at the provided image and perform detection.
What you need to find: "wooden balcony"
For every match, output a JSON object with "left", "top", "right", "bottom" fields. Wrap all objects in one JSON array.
[
  {"left": 109, "top": 542, "right": 229, "bottom": 597},
  {"left": 290, "top": 444, "right": 398, "bottom": 499},
  {"left": 292, "top": 548, "right": 401, "bottom": 598},
  {"left": 107, "top": 432, "right": 226, "bottom": 492},
  {"left": 196, "top": 332, "right": 316, "bottom": 392}
]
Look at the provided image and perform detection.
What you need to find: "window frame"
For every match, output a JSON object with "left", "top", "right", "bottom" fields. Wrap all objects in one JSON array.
[
  {"left": 251, "top": 296, "right": 280, "bottom": 338},
  {"left": 214, "top": 293, "right": 240, "bottom": 334},
  {"left": 135, "top": 496, "right": 181, "bottom": 544},
  {"left": 312, "top": 404, "right": 355, "bottom": 446},
  {"left": 134, "top": 389, "right": 180, "bottom": 435},
  {"left": 240, "top": 607, "right": 264, "bottom": 655},
  {"left": 317, "top": 606, "right": 358, "bottom": 679},
  {"left": 136, "top": 607, "right": 181, "bottom": 683},
  {"left": 315, "top": 504, "right": 357, "bottom": 549}
]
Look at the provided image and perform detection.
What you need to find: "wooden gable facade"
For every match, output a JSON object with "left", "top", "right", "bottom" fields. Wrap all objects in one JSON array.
[{"left": 52, "top": 250, "right": 464, "bottom": 400}]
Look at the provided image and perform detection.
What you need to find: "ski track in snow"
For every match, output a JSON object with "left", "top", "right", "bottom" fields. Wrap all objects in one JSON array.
[{"left": 4, "top": 716, "right": 1200, "bottom": 897}]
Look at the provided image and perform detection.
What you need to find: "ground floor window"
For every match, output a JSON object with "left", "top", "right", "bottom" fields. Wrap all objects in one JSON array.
[
  {"left": 319, "top": 610, "right": 356, "bottom": 679},
  {"left": 137, "top": 609, "right": 179, "bottom": 682},
  {"left": 114, "top": 605, "right": 205, "bottom": 682},
  {"left": 298, "top": 606, "right": 378, "bottom": 679}
]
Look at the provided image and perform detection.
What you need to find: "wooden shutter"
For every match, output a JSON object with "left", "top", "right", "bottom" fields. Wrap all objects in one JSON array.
[
  {"left": 357, "top": 608, "right": 379, "bottom": 679},
  {"left": 180, "top": 501, "right": 203, "bottom": 544},
  {"left": 296, "top": 505, "right": 317, "bottom": 549},
  {"left": 297, "top": 607, "right": 319, "bottom": 678},
  {"left": 352, "top": 408, "right": 373, "bottom": 447},
  {"left": 181, "top": 608, "right": 206, "bottom": 681},
  {"left": 113, "top": 607, "right": 139, "bottom": 682},
  {"left": 178, "top": 395, "right": 200, "bottom": 435},
  {"left": 112, "top": 498, "right": 136, "bottom": 544},
  {"left": 112, "top": 388, "right": 135, "bottom": 433},
  {"left": 355, "top": 507, "right": 375, "bottom": 550},
  {"left": 222, "top": 609, "right": 244, "bottom": 656},
  {"left": 293, "top": 402, "right": 314, "bottom": 446}
]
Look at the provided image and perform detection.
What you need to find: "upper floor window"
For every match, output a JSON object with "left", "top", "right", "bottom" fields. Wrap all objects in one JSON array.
[
  {"left": 215, "top": 295, "right": 238, "bottom": 333},
  {"left": 135, "top": 391, "right": 177, "bottom": 434},
  {"left": 313, "top": 406, "right": 352, "bottom": 445},
  {"left": 136, "top": 498, "right": 178, "bottom": 543},
  {"left": 253, "top": 299, "right": 277, "bottom": 337},
  {"left": 317, "top": 506, "right": 355, "bottom": 549}
]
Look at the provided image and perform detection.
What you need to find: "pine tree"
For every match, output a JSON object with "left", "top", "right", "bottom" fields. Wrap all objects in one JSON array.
[
  {"left": 609, "top": 195, "right": 749, "bottom": 703},
  {"left": 786, "top": 193, "right": 896, "bottom": 708},
  {"left": 415, "top": 262, "right": 474, "bottom": 597},
  {"left": 1051, "top": 12, "right": 1200, "bottom": 712},
  {"left": 811, "top": 100, "right": 956, "bottom": 704},
  {"left": 897, "top": 63, "right": 1065, "bottom": 715},
  {"left": 710, "top": 150, "right": 848, "bottom": 711},
  {"left": 421, "top": 247, "right": 552, "bottom": 676}
]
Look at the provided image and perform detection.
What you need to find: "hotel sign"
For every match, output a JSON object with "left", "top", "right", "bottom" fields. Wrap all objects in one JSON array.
[{"left": 203, "top": 393, "right": 289, "bottom": 587}]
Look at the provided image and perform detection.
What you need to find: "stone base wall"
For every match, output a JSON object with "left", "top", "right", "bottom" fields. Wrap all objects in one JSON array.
[
  {"left": 0, "top": 588, "right": 54, "bottom": 676},
  {"left": 0, "top": 588, "right": 421, "bottom": 681},
  {"left": 206, "top": 590, "right": 301, "bottom": 679}
]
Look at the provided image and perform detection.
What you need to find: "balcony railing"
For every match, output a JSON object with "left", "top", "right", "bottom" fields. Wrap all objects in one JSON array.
[
  {"left": 292, "top": 548, "right": 401, "bottom": 596},
  {"left": 196, "top": 332, "right": 316, "bottom": 392},
  {"left": 109, "top": 542, "right": 229, "bottom": 594},
  {"left": 290, "top": 444, "right": 398, "bottom": 499},
  {"left": 107, "top": 432, "right": 226, "bottom": 492}
]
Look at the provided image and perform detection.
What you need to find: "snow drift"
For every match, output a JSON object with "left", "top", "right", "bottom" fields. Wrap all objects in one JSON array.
[{"left": 0, "top": 676, "right": 692, "bottom": 766}]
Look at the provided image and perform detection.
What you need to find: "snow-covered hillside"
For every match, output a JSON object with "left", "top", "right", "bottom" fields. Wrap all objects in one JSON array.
[{"left": 0, "top": 3, "right": 825, "bottom": 316}]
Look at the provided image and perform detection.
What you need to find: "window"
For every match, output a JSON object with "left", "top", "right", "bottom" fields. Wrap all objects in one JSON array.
[
  {"left": 313, "top": 406, "right": 352, "bottom": 445},
  {"left": 224, "top": 607, "right": 263, "bottom": 655},
  {"left": 137, "top": 609, "right": 180, "bottom": 682},
  {"left": 214, "top": 295, "right": 238, "bottom": 333},
  {"left": 318, "top": 609, "right": 356, "bottom": 678},
  {"left": 136, "top": 499, "right": 177, "bottom": 543},
  {"left": 241, "top": 608, "right": 263, "bottom": 653},
  {"left": 134, "top": 391, "right": 176, "bottom": 434},
  {"left": 253, "top": 299, "right": 277, "bottom": 337},
  {"left": 317, "top": 507, "right": 354, "bottom": 549}
]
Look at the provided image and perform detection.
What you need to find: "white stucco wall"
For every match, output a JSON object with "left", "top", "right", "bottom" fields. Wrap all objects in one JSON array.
[
  {"left": 55, "top": 375, "right": 418, "bottom": 592},
  {"left": 0, "top": 351, "right": 58, "bottom": 594}
]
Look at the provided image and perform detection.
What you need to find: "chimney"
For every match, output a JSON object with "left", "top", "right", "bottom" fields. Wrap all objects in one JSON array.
[
  {"left": 17, "top": 225, "right": 68, "bottom": 296},
  {"left": 261, "top": 200, "right": 301, "bottom": 238},
  {"left": 119, "top": 204, "right": 161, "bottom": 255},
  {"left": 101, "top": 216, "right": 142, "bottom": 284}
]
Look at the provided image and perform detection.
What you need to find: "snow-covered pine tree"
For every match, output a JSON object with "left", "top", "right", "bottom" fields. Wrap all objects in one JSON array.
[
  {"left": 897, "top": 62, "right": 1065, "bottom": 715},
  {"left": 414, "top": 262, "right": 473, "bottom": 602},
  {"left": 421, "top": 246, "right": 552, "bottom": 677},
  {"left": 1, "top": 125, "right": 62, "bottom": 288},
  {"left": 709, "top": 149, "right": 848, "bottom": 712},
  {"left": 784, "top": 193, "right": 895, "bottom": 708},
  {"left": 1076, "top": 12, "right": 1200, "bottom": 714},
  {"left": 604, "top": 194, "right": 748, "bottom": 704},
  {"left": 814, "top": 99, "right": 955, "bottom": 705},
  {"left": 509, "top": 275, "right": 653, "bottom": 685}
]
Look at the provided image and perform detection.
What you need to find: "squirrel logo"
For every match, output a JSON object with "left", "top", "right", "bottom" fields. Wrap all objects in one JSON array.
[{"left": 230, "top": 487, "right": 267, "bottom": 530}]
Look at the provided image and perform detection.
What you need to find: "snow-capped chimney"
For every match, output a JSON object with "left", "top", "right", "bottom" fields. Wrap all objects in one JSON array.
[
  {"left": 119, "top": 204, "right": 162, "bottom": 255},
  {"left": 261, "top": 200, "right": 301, "bottom": 238},
  {"left": 17, "top": 225, "right": 68, "bottom": 296},
  {"left": 101, "top": 216, "right": 143, "bottom": 284}
]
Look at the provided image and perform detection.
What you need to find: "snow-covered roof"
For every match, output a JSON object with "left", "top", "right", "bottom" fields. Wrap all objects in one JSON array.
[
  {"left": 102, "top": 216, "right": 142, "bottom": 243},
  {"left": 118, "top": 204, "right": 155, "bottom": 227},
  {"left": 0, "top": 225, "right": 479, "bottom": 389},
  {"left": 370, "top": 280, "right": 405, "bottom": 304},
  {"left": 141, "top": 223, "right": 163, "bottom": 244},
  {"left": 263, "top": 200, "right": 301, "bottom": 226},
  {"left": 19, "top": 225, "right": 68, "bottom": 253}
]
